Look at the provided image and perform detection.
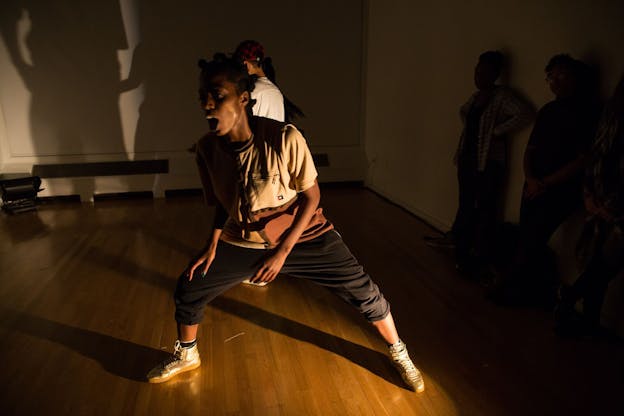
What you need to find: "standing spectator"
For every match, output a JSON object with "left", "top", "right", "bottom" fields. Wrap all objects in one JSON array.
[
  {"left": 426, "top": 51, "right": 533, "bottom": 279},
  {"left": 491, "top": 54, "right": 600, "bottom": 306},
  {"left": 555, "top": 75, "right": 624, "bottom": 335}
]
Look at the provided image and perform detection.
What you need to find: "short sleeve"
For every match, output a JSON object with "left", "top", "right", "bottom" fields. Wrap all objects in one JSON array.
[
  {"left": 527, "top": 108, "right": 545, "bottom": 147},
  {"left": 253, "top": 89, "right": 285, "bottom": 122},
  {"left": 284, "top": 126, "right": 318, "bottom": 192}
]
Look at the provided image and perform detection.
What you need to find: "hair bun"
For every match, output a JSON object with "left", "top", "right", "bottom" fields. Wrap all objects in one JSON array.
[{"left": 213, "top": 52, "right": 228, "bottom": 62}]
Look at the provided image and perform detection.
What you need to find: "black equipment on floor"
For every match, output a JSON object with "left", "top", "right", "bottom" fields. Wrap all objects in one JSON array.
[{"left": 0, "top": 175, "right": 43, "bottom": 214}]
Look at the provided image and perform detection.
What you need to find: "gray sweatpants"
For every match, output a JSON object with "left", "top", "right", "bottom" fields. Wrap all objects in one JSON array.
[{"left": 174, "top": 230, "right": 390, "bottom": 325}]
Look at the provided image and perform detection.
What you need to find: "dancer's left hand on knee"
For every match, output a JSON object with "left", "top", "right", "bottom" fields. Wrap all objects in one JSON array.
[{"left": 251, "top": 250, "right": 288, "bottom": 283}]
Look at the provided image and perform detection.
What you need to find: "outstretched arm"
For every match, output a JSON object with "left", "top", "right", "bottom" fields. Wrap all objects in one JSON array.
[{"left": 0, "top": 3, "right": 34, "bottom": 88}]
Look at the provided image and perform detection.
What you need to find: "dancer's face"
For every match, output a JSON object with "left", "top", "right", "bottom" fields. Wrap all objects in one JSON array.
[{"left": 199, "top": 75, "right": 249, "bottom": 136}]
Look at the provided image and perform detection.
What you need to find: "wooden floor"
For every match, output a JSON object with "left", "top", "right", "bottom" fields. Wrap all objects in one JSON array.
[{"left": 0, "top": 187, "right": 621, "bottom": 415}]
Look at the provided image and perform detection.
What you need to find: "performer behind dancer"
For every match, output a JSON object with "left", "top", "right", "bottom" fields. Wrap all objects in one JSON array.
[{"left": 234, "top": 39, "right": 304, "bottom": 123}]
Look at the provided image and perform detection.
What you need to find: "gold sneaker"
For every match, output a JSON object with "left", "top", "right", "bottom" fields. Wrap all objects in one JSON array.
[
  {"left": 389, "top": 341, "right": 425, "bottom": 392},
  {"left": 147, "top": 340, "right": 201, "bottom": 383},
  {"left": 242, "top": 278, "right": 268, "bottom": 287}
]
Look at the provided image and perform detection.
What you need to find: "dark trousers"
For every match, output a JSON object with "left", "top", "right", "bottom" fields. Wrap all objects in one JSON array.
[
  {"left": 451, "top": 159, "right": 505, "bottom": 267},
  {"left": 174, "top": 230, "right": 391, "bottom": 325},
  {"left": 509, "top": 184, "right": 582, "bottom": 298},
  {"left": 519, "top": 184, "right": 581, "bottom": 254}
]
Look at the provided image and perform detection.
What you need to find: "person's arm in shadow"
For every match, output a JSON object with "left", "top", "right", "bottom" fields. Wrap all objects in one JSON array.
[
  {"left": 454, "top": 94, "right": 475, "bottom": 165},
  {"left": 523, "top": 116, "right": 545, "bottom": 200},
  {"left": 542, "top": 154, "right": 587, "bottom": 189},
  {"left": 119, "top": 43, "right": 144, "bottom": 93},
  {"left": 493, "top": 89, "right": 535, "bottom": 138},
  {"left": 523, "top": 147, "right": 544, "bottom": 199},
  {"left": 542, "top": 107, "right": 599, "bottom": 191},
  {"left": 0, "top": 2, "right": 34, "bottom": 89}
]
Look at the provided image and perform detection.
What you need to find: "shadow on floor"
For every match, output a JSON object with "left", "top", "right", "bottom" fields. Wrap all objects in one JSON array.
[{"left": 0, "top": 308, "right": 169, "bottom": 382}]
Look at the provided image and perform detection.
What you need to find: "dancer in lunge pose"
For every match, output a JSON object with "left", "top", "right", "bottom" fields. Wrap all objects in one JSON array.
[{"left": 147, "top": 54, "right": 424, "bottom": 392}]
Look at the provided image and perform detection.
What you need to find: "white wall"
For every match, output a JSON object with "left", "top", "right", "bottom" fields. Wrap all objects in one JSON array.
[
  {"left": 364, "top": 0, "right": 624, "bottom": 230},
  {"left": 0, "top": 100, "right": 5, "bottom": 172},
  {"left": 3, "top": 0, "right": 623, "bottom": 216},
  {"left": 0, "top": 0, "right": 366, "bottom": 199}
]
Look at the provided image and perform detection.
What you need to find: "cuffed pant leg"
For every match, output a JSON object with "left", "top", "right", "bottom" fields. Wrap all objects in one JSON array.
[{"left": 282, "top": 230, "right": 391, "bottom": 322}]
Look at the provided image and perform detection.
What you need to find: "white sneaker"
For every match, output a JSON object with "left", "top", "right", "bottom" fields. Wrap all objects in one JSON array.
[
  {"left": 389, "top": 341, "right": 425, "bottom": 392},
  {"left": 147, "top": 340, "right": 201, "bottom": 383},
  {"left": 242, "top": 278, "right": 268, "bottom": 287}
]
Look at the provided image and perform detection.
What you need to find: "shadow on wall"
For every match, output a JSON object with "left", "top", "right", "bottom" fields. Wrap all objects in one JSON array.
[
  {"left": 0, "top": 0, "right": 129, "bottom": 197},
  {"left": 120, "top": 1, "right": 206, "bottom": 156},
  {"left": 0, "top": 1, "right": 302, "bottom": 162},
  {"left": 1, "top": 0, "right": 364, "bottom": 198},
  {"left": 0, "top": 0, "right": 212, "bottom": 197},
  {"left": 0, "top": 0, "right": 126, "bottom": 155},
  {"left": 0, "top": 0, "right": 128, "bottom": 155}
]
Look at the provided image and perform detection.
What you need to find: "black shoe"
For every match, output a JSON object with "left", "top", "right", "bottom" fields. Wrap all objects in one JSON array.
[
  {"left": 477, "top": 264, "right": 502, "bottom": 290},
  {"left": 424, "top": 233, "right": 456, "bottom": 249},
  {"left": 486, "top": 285, "right": 525, "bottom": 307},
  {"left": 553, "top": 302, "right": 597, "bottom": 337}
]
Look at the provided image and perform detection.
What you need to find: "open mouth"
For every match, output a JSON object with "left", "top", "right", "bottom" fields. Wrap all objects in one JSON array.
[{"left": 206, "top": 116, "right": 219, "bottom": 133}]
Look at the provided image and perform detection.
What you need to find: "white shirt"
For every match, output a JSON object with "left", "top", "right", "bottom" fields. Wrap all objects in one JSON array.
[{"left": 252, "top": 77, "right": 285, "bottom": 122}]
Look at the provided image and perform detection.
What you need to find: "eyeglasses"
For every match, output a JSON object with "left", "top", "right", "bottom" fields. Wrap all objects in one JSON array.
[{"left": 545, "top": 70, "right": 569, "bottom": 83}]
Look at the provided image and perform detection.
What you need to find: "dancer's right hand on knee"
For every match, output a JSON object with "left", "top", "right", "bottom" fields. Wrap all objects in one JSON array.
[{"left": 187, "top": 248, "right": 216, "bottom": 281}]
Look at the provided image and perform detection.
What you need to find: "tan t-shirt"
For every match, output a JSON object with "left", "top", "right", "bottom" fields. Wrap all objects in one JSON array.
[{"left": 195, "top": 117, "right": 332, "bottom": 248}]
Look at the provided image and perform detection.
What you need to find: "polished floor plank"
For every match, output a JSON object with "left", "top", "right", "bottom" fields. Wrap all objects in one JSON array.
[{"left": 0, "top": 188, "right": 621, "bottom": 415}]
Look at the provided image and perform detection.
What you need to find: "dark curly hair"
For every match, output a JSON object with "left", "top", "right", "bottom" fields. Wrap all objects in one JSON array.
[
  {"left": 544, "top": 53, "right": 577, "bottom": 74},
  {"left": 198, "top": 53, "right": 255, "bottom": 116}
]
